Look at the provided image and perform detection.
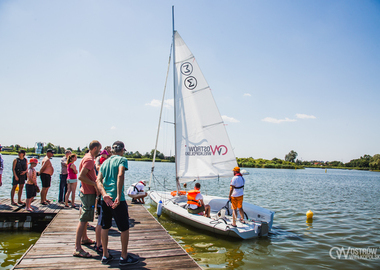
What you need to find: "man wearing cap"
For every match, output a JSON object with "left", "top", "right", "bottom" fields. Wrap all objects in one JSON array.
[
  {"left": 11, "top": 150, "right": 28, "bottom": 205},
  {"left": 96, "top": 141, "right": 138, "bottom": 266},
  {"left": 229, "top": 166, "right": 246, "bottom": 227},
  {"left": 58, "top": 150, "right": 71, "bottom": 204},
  {"left": 127, "top": 180, "right": 148, "bottom": 204},
  {"left": 39, "top": 149, "right": 55, "bottom": 205},
  {"left": 0, "top": 145, "right": 3, "bottom": 187},
  {"left": 73, "top": 140, "right": 102, "bottom": 258}
]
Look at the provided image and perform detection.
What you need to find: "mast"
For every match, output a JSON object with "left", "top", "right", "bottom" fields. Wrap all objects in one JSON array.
[{"left": 172, "top": 6, "right": 180, "bottom": 193}]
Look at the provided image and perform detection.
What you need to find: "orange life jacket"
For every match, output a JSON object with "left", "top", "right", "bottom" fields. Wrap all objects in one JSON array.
[
  {"left": 171, "top": 190, "right": 187, "bottom": 197},
  {"left": 187, "top": 190, "right": 201, "bottom": 207}
]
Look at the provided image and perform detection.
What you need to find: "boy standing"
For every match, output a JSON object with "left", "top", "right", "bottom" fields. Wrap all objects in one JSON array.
[{"left": 25, "top": 158, "right": 39, "bottom": 212}]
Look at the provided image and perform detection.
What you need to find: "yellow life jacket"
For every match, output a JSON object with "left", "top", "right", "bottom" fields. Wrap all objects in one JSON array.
[{"left": 187, "top": 190, "right": 201, "bottom": 207}]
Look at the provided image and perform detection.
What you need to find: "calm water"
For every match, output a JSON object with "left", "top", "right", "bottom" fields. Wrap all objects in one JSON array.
[{"left": 1, "top": 154, "right": 380, "bottom": 269}]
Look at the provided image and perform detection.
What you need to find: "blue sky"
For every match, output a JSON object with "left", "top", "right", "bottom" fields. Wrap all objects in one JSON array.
[{"left": 1, "top": 0, "right": 379, "bottom": 163}]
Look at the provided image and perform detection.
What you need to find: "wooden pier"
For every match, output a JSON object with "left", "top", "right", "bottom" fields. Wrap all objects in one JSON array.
[{"left": 2, "top": 199, "right": 201, "bottom": 269}]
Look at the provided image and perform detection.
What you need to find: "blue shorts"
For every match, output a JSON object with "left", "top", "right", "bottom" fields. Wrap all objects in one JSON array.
[{"left": 101, "top": 200, "right": 129, "bottom": 232}]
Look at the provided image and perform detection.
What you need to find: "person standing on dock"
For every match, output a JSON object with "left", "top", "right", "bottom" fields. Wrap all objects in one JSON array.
[
  {"left": 96, "top": 141, "right": 139, "bottom": 266},
  {"left": 58, "top": 150, "right": 71, "bottom": 204},
  {"left": 39, "top": 149, "right": 54, "bottom": 205},
  {"left": 11, "top": 149, "right": 28, "bottom": 206},
  {"left": 73, "top": 140, "right": 102, "bottom": 258},
  {"left": 229, "top": 166, "right": 246, "bottom": 227},
  {"left": 0, "top": 145, "right": 3, "bottom": 187},
  {"left": 25, "top": 158, "right": 39, "bottom": 212}
]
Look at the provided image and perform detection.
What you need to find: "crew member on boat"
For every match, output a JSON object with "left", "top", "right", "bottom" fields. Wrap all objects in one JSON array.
[
  {"left": 127, "top": 180, "right": 147, "bottom": 204},
  {"left": 187, "top": 183, "right": 211, "bottom": 218},
  {"left": 229, "top": 167, "right": 245, "bottom": 227}
]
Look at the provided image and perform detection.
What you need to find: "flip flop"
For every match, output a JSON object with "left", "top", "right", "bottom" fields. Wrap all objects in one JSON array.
[
  {"left": 11, "top": 202, "right": 18, "bottom": 206},
  {"left": 81, "top": 239, "right": 95, "bottom": 245},
  {"left": 231, "top": 224, "right": 237, "bottom": 227},
  {"left": 41, "top": 202, "right": 48, "bottom": 205},
  {"left": 73, "top": 249, "right": 92, "bottom": 258}
]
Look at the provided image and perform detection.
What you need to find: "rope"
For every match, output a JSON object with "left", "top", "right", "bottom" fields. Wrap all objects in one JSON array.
[{"left": 149, "top": 42, "right": 173, "bottom": 189}]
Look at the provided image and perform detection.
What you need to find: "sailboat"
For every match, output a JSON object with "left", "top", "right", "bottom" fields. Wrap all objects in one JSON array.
[{"left": 148, "top": 7, "right": 274, "bottom": 239}]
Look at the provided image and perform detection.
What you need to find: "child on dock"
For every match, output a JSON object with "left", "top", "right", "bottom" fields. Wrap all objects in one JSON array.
[
  {"left": 65, "top": 154, "right": 78, "bottom": 208},
  {"left": 25, "top": 158, "right": 39, "bottom": 212}
]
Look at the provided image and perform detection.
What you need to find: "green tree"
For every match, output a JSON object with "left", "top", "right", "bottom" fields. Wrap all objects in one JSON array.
[
  {"left": 285, "top": 150, "right": 298, "bottom": 163},
  {"left": 133, "top": 151, "right": 142, "bottom": 158},
  {"left": 370, "top": 154, "right": 380, "bottom": 170}
]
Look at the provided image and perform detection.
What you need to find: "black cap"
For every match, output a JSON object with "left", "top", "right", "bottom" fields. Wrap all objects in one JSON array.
[
  {"left": 46, "top": 149, "right": 54, "bottom": 154},
  {"left": 18, "top": 149, "right": 26, "bottom": 154},
  {"left": 112, "top": 141, "right": 126, "bottom": 152}
]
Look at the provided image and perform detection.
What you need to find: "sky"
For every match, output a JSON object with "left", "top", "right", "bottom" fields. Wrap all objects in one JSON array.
[{"left": 1, "top": 0, "right": 379, "bottom": 163}]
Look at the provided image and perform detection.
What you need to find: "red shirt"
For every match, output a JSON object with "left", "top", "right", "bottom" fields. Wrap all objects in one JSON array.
[{"left": 79, "top": 153, "right": 96, "bottom": 194}]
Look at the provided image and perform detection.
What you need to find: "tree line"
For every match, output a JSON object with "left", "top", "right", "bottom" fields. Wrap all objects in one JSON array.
[{"left": 2, "top": 145, "right": 379, "bottom": 171}]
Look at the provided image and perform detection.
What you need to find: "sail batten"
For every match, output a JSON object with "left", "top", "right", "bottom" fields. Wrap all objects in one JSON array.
[{"left": 174, "top": 31, "right": 238, "bottom": 183}]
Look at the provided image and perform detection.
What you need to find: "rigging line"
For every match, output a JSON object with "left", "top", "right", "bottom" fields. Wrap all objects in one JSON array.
[
  {"left": 149, "top": 42, "right": 173, "bottom": 189},
  {"left": 152, "top": 173, "right": 173, "bottom": 191}
]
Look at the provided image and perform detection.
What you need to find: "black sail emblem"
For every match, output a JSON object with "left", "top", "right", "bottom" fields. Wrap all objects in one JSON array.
[
  {"left": 184, "top": 76, "right": 197, "bottom": 90},
  {"left": 181, "top": 62, "right": 193, "bottom": 75}
]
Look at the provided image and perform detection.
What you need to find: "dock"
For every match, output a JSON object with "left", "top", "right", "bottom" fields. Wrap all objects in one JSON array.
[
  {"left": 0, "top": 198, "right": 62, "bottom": 230},
  {"left": 1, "top": 199, "right": 201, "bottom": 269}
]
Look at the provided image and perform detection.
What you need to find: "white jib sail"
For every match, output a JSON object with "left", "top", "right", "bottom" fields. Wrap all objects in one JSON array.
[{"left": 174, "top": 31, "right": 238, "bottom": 183}]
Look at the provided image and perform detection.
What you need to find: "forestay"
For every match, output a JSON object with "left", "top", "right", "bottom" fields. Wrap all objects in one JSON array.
[{"left": 174, "top": 31, "right": 237, "bottom": 183}]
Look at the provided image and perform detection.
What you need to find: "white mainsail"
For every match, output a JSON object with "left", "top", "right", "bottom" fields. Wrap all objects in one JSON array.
[{"left": 174, "top": 31, "right": 238, "bottom": 183}]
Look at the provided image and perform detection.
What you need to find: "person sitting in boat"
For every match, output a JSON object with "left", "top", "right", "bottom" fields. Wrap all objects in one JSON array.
[
  {"left": 127, "top": 180, "right": 147, "bottom": 204},
  {"left": 229, "top": 167, "right": 245, "bottom": 227},
  {"left": 187, "top": 183, "right": 211, "bottom": 218}
]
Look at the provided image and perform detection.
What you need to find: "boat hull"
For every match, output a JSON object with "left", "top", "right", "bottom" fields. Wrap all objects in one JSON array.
[{"left": 148, "top": 191, "right": 275, "bottom": 239}]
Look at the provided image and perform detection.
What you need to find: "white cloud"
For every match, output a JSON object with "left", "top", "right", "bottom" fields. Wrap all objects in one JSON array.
[
  {"left": 222, "top": 115, "right": 240, "bottom": 123},
  {"left": 111, "top": 126, "right": 116, "bottom": 130},
  {"left": 145, "top": 99, "right": 174, "bottom": 108},
  {"left": 262, "top": 117, "right": 296, "bottom": 124},
  {"left": 243, "top": 93, "right": 251, "bottom": 97},
  {"left": 145, "top": 99, "right": 161, "bottom": 107},
  {"left": 296, "top": 113, "right": 316, "bottom": 119}
]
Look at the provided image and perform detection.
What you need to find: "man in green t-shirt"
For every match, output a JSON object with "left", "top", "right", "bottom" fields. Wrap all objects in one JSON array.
[{"left": 96, "top": 141, "right": 139, "bottom": 266}]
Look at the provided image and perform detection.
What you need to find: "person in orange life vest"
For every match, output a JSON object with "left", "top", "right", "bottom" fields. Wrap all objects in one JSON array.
[
  {"left": 229, "top": 167, "right": 245, "bottom": 227},
  {"left": 187, "top": 183, "right": 210, "bottom": 218}
]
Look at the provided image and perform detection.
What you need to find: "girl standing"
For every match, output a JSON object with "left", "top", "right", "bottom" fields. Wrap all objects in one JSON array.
[{"left": 65, "top": 154, "right": 78, "bottom": 208}]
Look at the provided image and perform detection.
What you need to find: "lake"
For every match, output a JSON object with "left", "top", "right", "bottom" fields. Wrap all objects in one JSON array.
[{"left": 1, "top": 154, "right": 380, "bottom": 269}]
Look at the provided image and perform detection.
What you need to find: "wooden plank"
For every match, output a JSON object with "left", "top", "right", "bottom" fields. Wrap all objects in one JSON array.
[{"left": 13, "top": 201, "right": 201, "bottom": 269}]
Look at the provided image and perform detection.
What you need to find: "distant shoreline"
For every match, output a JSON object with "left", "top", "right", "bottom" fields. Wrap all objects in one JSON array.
[{"left": 2, "top": 152, "right": 378, "bottom": 172}]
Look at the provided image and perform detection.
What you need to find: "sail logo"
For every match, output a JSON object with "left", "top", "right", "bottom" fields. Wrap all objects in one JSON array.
[
  {"left": 184, "top": 76, "right": 197, "bottom": 90},
  {"left": 210, "top": 145, "right": 228, "bottom": 155},
  {"left": 181, "top": 62, "right": 193, "bottom": 75},
  {"left": 185, "top": 145, "right": 228, "bottom": 156}
]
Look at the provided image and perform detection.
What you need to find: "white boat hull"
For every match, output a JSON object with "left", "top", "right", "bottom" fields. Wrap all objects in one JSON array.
[{"left": 148, "top": 191, "right": 275, "bottom": 239}]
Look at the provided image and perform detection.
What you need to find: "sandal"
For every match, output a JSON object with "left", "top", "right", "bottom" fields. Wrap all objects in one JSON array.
[
  {"left": 11, "top": 202, "right": 18, "bottom": 206},
  {"left": 95, "top": 244, "right": 103, "bottom": 254},
  {"left": 73, "top": 249, "right": 92, "bottom": 258},
  {"left": 81, "top": 239, "right": 95, "bottom": 245},
  {"left": 41, "top": 202, "right": 49, "bottom": 205},
  {"left": 240, "top": 219, "right": 246, "bottom": 224},
  {"left": 231, "top": 224, "right": 237, "bottom": 227}
]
